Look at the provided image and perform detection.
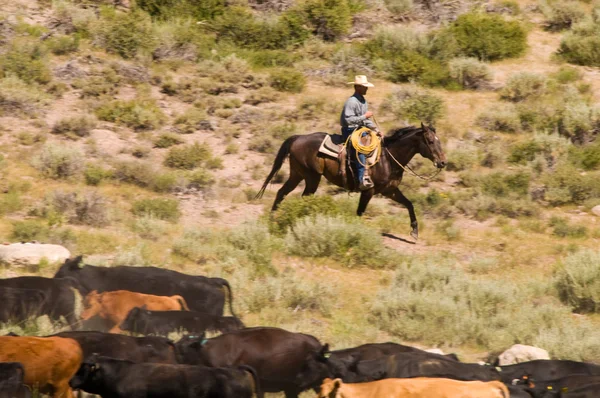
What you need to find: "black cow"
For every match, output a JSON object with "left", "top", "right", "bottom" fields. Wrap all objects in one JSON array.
[
  {"left": 498, "top": 360, "right": 600, "bottom": 385},
  {"left": 69, "top": 355, "right": 259, "bottom": 398},
  {"left": 0, "top": 277, "right": 81, "bottom": 327},
  {"left": 52, "top": 331, "right": 178, "bottom": 364},
  {"left": 0, "top": 362, "right": 30, "bottom": 398},
  {"left": 175, "top": 327, "right": 328, "bottom": 398},
  {"left": 351, "top": 353, "right": 500, "bottom": 383},
  {"left": 55, "top": 256, "right": 236, "bottom": 317},
  {"left": 301, "top": 342, "right": 459, "bottom": 382},
  {"left": 120, "top": 307, "right": 244, "bottom": 336},
  {"left": 516, "top": 375, "right": 600, "bottom": 398},
  {"left": 0, "top": 288, "right": 46, "bottom": 323},
  {"left": 531, "top": 383, "right": 600, "bottom": 397}
]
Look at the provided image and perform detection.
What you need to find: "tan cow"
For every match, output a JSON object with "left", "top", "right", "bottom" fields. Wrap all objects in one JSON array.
[
  {"left": 0, "top": 336, "right": 82, "bottom": 398},
  {"left": 81, "top": 290, "right": 189, "bottom": 333},
  {"left": 318, "top": 377, "right": 509, "bottom": 398}
]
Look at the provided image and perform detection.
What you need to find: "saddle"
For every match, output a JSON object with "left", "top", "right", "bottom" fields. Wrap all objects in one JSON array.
[{"left": 318, "top": 130, "right": 381, "bottom": 190}]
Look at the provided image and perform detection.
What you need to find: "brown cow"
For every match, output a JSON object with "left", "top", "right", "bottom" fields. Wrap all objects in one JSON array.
[
  {"left": 318, "top": 377, "right": 509, "bottom": 398},
  {"left": 0, "top": 336, "right": 82, "bottom": 398},
  {"left": 81, "top": 290, "right": 189, "bottom": 333}
]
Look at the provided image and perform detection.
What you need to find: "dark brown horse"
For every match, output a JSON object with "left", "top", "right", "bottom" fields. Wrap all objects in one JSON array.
[{"left": 255, "top": 123, "right": 447, "bottom": 239}]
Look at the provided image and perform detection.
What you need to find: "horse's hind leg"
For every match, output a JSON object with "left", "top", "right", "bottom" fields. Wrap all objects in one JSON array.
[
  {"left": 272, "top": 171, "right": 303, "bottom": 211},
  {"left": 302, "top": 173, "right": 321, "bottom": 196}
]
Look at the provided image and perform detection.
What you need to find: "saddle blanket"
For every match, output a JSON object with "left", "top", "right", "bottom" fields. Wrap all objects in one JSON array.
[{"left": 318, "top": 134, "right": 379, "bottom": 166}]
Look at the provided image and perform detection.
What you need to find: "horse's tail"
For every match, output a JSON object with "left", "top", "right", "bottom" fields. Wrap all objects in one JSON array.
[{"left": 255, "top": 135, "right": 298, "bottom": 200}]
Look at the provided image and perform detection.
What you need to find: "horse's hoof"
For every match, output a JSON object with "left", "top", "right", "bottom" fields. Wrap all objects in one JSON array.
[{"left": 410, "top": 230, "right": 418, "bottom": 240}]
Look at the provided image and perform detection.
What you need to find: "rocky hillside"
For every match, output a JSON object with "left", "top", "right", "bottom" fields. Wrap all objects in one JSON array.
[{"left": 0, "top": 0, "right": 599, "bottom": 371}]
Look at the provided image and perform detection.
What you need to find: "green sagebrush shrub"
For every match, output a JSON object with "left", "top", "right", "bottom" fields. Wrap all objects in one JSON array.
[
  {"left": 540, "top": 0, "right": 586, "bottom": 31},
  {"left": 213, "top": 6, "right": 309, "bottom": 50},
  {"left": 95, "top": 99, "right": 166, "bottom": 130},
  {"left": 52, "top": 116, "right": 97, "bottom": 138},
  {"left": 557, "top": 13, "right": 600, "bottom": 67},
  {"left": 555, "top": 250, "right": 600, "bottom": 313},
  {"left": 500, "top": 73, "right": 547, "bottom": 102},
  {"left": 0, "top": 39, "right": 51, "bottom": 85},
  {"left": 448, "top": 57, "right": 492, "bottom": 89},
  {"left": 92, "top": 8, "right": 156, "bottom": 59},
  {"left": 136, "top": 0, "right": 225, "bottom": 20},
  {"left": 32, "top": 143, "right": 84, "bottom": 180},
  {"left": 301, "top": 0, "right": 353, "bottom": 41},
  {"left": 0, "top": 76, "right": 49, "bottom": 116},
  {"left": 448, "top": 12, "right": 527, "bottom": 61},
  {"left": 284, "top": 215, "right": 388, "bottom": 268},
  {"left": 164, "top": 143, "right": 211, "bottom": 170},
  {"left": 269, "top": 68, "right": 306, "bottom": 93},
  {"left": 270, "top": 195, "right": 352, "bottom": 235},
  {"left": 132, "top": 198, "right": 180, "bottom": 222},
  {"left": 476, "top": 103, "right": 521, "bottom": 132},
  {"left": 542, "top": 162, "right": 600, "bottom": 205},
  {"left": 381, "top": 86, "right": 445, "bottom": 124}
]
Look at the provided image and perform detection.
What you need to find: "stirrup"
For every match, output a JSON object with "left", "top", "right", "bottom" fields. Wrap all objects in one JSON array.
[{"left": 359, "top": 176, "right": 374, "bottom": 191}]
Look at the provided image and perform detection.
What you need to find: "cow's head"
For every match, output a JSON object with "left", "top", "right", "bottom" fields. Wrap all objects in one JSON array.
[
  {"left": 217, "top": 316, "right": 245, "bottom": 333},
  {"left": 119, "top": 306, "right": 147, "bottom": 332},
  {"left": 54, "top": 256, "right": 83, "bottom": 278},
  {"left": 69, "top": 354, "right": 102, "bottom": 393},
  {"left": 174, "top": 334, "right": 208, "bottom": 365},
  {"left": 80, "top": 291, "right": 102, "bottom": 321},
  {"left": 318, "top": 378, "right": 343, "bottom": 398}
]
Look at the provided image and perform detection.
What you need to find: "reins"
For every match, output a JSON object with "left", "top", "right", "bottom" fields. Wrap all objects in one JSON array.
[{"left": 385, "top": 147, "right": 442, "bottom": 181}]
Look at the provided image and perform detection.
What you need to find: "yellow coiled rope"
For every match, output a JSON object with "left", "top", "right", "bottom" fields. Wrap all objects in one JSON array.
[{"left": 344, "top": 127, "right": 381, "bottom": 167}]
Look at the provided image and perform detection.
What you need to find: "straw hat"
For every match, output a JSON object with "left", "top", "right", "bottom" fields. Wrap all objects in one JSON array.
[{"left": 347, "top": 75, "right": 374, "bottom": 87}]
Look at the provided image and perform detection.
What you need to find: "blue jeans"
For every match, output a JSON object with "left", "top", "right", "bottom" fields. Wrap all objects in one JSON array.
[{"left": 341, "top": 127, "right": 367, "bottom": 183}]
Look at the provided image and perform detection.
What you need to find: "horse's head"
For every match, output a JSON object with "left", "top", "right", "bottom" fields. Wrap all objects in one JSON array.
[{"left": 418, "top": 122, "right": 446, "bottom": 169}]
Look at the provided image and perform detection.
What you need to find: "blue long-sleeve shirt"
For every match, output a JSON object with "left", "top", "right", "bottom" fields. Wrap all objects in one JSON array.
[{"left": 340, "top": 93, "right": 376, "bottom": 130}]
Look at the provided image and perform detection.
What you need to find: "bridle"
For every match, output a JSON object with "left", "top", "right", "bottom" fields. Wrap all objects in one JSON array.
[{"left": 385, "top": 128, "right": 443, "bottom": 181}]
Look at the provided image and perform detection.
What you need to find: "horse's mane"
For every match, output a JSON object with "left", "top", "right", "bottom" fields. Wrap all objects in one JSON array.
[{"left": 383, "top": 126, "right": 422, "bottom": 146}]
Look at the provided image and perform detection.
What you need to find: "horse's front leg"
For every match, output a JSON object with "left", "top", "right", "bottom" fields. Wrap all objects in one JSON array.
[
  {"left": 357, "top": 189, "right": 374, "bottom": 216},
  {"left": 384, "top": 188, "right": 418, "bottom": 239}
]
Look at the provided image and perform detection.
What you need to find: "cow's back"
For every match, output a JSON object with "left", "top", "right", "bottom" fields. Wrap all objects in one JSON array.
[
  {"left": 0, "top": 336, "right": 82, "bottom": 397},
  {"left": 56, "top": 262, "right": 226, "bottom": 315},
  {"left": 499, "top": 360, "right": 600, "bottom": 383},
  {"left": 54, "top": 331, "right": 177, "bottom": 364}
]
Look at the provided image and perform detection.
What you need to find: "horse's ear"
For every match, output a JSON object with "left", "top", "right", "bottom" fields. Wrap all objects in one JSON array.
[{"left": 420, "top": 121, "right": 425, "bottom": 129}]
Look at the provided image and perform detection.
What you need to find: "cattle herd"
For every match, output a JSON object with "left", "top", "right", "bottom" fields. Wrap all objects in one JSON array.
[{"left": 0, "top": 256, "right": 599, "bottom": 397}]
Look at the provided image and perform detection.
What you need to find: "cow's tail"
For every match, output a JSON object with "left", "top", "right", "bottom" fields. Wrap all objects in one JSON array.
[
  {"left": 219, "top": 280, "right": 237, "bottom": 319},
  {"left": 174, "top": 295, "right": 190, "bottom": 311},
  {"left": 254, "top": 135, "right": 298, "bottom": 200},
  {"left": 239, "top": 365, "right": 261, "bottom": 398}
]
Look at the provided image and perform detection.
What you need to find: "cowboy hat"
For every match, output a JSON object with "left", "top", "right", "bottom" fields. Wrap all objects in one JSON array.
[{"left": 347, "top": 75, "right": 374, "bottom": 87}]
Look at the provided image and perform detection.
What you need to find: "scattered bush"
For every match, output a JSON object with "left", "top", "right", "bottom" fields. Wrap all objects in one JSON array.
[
  {"left": 285, "top": 216, "right": 388, "bottom": 267},
  {"left": 481, "top": 171, "right": 530, "bottom": 197},
  {"left": 227, "top": 223, "right": 279, "bottom": 276},
  {"left": 152, "top": 19, "right": 214, "bottom": 62},
  {"left": 11, "top": 220, "right": 50, "bottom": 242},
  {"left": 0, "top": 76, "right": 49, "bottom": 115},
  {"left": 112, "top": 160, "right": 156, "bottom": 188},
  {"left": 508, "top": 132, "right": 571, "bottom": 165},
  {"left": 164, "top": 143, "right": 211, "bottom": 170},
  {"left": 52, "top": 116, "right": 97, "bottom": 138},
  {"left": 0, "top": 39, "right": 51, "bottom": 84},
  {"left": 132, "top": 198, "right": 180, "bottom": 222},
  {"left": 557, "top": 18, "right": 600, "bottom": 67},
  {"left": 301, "top": 0, "right": 353, "bottom": 41},
  {"left": 154, "top": 133, "right": 183, "bottom": 148},
  {"left": 245, "top": 87, "right": 280, "bottom": 106},
  {"left": 91, "top": 8, "right": 156, "bottom": 59},
  {"left": 549, "top": 216, "right": 587, "bottom": 238},
  {"left": 552, "top": 66, "right": 582, "bottom": 84},
  {"left": 95, "top": 99, "right": 166, "bottom": 130},
  {"left": 569, "top": 141, "right": 600, "bottom": 170},
  {"left": 448, "top": 12, "right": 527, "bottom": 61},
  {"left": 46, "top": 35, "right": 80, "bottom": 55},
  {"left": 554, "top": 250, "right": 600, "bottom": 313},
  {"left": 173, "top": 108, "right": 210, "bottom": 134},
  {"left": 269, "top": 68, "right": 306, "bottom": 93},
  {"left": 542, "top": 162, "right": 600, "bottom": 204},
  {"left": 384, "top": 0, "right": 414, "bottom": 15},
  {"left": 136, "top": 0, "right": 225, "bottom": 20},
  {"left": 448, "top": 57, "right": 492, "bottom": 89},
  {"left": 476, "top": 103, "right": 521, "bottom": 132},
  {"left": 501, "top": 73, "right": 547, "bottom": 102},
  {"left": 540, "top": 0, "right": 587, "bottom": 31},
  {"left": 84, "top": 164, "right": 113, "bottom": 186},
  {"left": 560, "top": 102, "right": 600, "bottom": 141},
  {"left": 270, "top": 195, "right": 353, "bottom": 234},
  {"left": 32, "top": 143, "right": 84, "bottom": 179},
  {"left": 382, "top": 86, "right": 445, "bottom": 124},
  {"left": 44, "top": 190, "right": 110, "bottom": 227},
  {"left": 446, "top": 145, "right": 480, "bottom": 171},
  {"left": 187, "top": 168, "right": 215, "bottom": 189}
]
